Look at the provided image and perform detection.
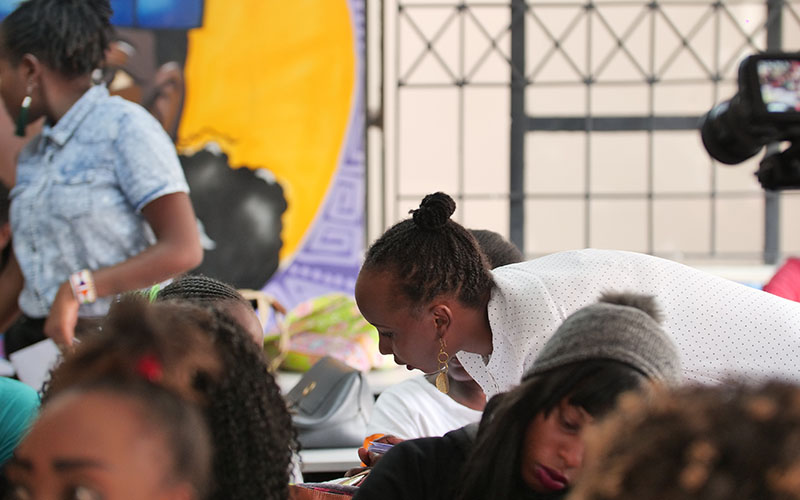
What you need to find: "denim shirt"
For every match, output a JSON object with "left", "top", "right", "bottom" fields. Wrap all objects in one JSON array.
[{"left": 9, "top": 85, "right": 189, "bottom": 318}]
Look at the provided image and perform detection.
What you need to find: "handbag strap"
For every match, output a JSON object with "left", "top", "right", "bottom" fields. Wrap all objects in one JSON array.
[{"left": 238, "top": 288, "right": 289, "bottom": 372}]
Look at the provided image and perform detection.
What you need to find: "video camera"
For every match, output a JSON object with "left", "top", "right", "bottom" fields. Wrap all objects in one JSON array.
[{"left": 699, "top": 52, "right": 800, "bottom": 190}]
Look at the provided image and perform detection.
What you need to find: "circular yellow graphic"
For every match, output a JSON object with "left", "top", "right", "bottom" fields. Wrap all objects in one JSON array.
[{"left": 179, "top": 0, "right": 356, "bottom": 261}]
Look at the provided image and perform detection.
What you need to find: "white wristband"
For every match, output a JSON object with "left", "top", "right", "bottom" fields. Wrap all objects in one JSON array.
[{"left": 69, "top": 269, "right": 97, "bottom": 305}]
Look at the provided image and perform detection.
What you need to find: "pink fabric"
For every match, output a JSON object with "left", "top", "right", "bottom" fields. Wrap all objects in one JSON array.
[{"left": 763, "top": 258, "right": 800, "bottom": 302}]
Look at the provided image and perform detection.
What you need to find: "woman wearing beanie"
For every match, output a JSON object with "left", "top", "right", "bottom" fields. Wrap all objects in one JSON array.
[
  {"left": 355, "top": 192, "right": 800, "bottom": 399},
  {"left": 354, "top": 291, "right": 681, "bottom": 500}
]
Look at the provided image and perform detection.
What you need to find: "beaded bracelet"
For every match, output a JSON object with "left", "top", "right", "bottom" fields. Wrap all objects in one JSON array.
[{"left": 69, "top": 269, "right": 97, "bottom": 305}]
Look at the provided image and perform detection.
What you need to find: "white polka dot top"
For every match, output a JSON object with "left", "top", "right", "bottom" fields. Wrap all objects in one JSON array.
[{"left": 456, "top": 248, "right": 800, "bottom": 398}]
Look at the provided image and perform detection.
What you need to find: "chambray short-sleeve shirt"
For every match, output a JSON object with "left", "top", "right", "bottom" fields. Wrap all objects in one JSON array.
[
  {"left": 10, "top": 85, "right": 189, "bottom": 318},
  {"left": 457, "top": 248, "right": 800, "bottom": 398}
]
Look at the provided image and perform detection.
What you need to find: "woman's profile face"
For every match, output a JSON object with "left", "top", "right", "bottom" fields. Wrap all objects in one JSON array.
[
  {"left": 520, "top": 397, "right": 594, "bottom": 494},
  {"left": 355, "top": 268, "right": 442, "bottom": 374},
  {"left": 5, "top": 391, "right": 190, "bottom": 500},
  {"left": 0, "top": 55, "right": 25, "bottom": 122}
]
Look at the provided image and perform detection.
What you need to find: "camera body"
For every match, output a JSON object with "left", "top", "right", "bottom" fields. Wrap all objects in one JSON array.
[{"left": 700, "top": 52, "right": 800, "bottom": 190}]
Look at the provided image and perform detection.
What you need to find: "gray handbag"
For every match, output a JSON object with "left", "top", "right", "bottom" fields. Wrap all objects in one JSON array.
[{"left": 286, "top": 356, "right": 373, "bottom": 449}]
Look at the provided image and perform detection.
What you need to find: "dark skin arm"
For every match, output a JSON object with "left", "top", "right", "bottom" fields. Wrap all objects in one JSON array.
[
  {"left": 0, "top": 250, "right": 23, "bottom": 332},
  {"left": 44, "top": 192, "right": 202, "bottom": 347}
]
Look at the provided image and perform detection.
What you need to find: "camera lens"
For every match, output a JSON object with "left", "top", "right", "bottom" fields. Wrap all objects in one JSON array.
[{"left": 699, "top": 100, "right": 764, "bottom": 165}]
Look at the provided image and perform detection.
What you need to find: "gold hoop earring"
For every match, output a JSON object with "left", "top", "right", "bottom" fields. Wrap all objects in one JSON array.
[{"left": 435, "top": 338, "right": 449, "bottom": 394}]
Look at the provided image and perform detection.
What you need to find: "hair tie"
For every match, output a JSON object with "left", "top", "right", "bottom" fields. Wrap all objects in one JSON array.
[{"left": 136, "top": 354, "right": 163, "bottom": 382}]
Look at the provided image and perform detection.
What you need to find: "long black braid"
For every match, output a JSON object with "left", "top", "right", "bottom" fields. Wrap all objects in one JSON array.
[
  {"left": 157, "top": 275, "right": 296, "bottom": 500},
  {"left": 363, "top": 192, "right": 494, "bottom": 308},
  {"left": 0, "top": 0, "right": 112, "bottom": 78},
  {"left": 202, "top": 309, "right": 296, "bottom": 500}
]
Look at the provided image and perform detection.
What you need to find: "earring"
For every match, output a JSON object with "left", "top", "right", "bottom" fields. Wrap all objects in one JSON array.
[
  {"left": 435, "top": 338, "right": 450, "bottom": 394},
  {"left": 14, "top": 87, "right": 32, "bottom": 137}
]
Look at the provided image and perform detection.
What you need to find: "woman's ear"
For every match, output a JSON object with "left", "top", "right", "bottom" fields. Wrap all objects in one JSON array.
[
  {"left": 19, "top": 53, "right": 42, "bottom": 84},
  {"left": 430, "top": 303, "right": 454, "bottom": 339}
]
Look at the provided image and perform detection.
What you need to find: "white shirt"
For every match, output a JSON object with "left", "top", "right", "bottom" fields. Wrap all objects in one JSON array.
[
  {"left": 457, "top": 248, "right": 800, "bottom": 398},
  {"left": 366, "top": 375, "right": 483, "bottom": 439}
]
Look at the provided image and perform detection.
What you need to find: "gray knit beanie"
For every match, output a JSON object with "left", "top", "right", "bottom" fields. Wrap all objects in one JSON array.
[{"left": 524, "top": 291, "right": 682, "bottom": 385}]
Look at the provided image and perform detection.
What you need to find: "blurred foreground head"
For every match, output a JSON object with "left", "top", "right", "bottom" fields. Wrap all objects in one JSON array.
[
  {"left": 571, "top": 381, "right": 800, "bottom": 500},
  {"left": 8, "top": 376, "right": 211, "bottom": 500},
  {"left": 45, "top": 297, "right": 296, "bottom": 500}
]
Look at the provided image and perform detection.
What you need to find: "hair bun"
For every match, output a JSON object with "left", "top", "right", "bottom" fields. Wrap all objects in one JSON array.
[{"left": 410, "top": 192, "right": 456, "bottom": 230}]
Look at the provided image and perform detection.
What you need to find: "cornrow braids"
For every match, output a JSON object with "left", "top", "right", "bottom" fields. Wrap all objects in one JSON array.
[
  {"left": 0, "top": 0, "right": 112, "bottom": 78},
  {"left": 157, "top": 274, "right": 246, "bottom": 303},
  {"left": 363, "top": 192, "right": 494, "bottom": 308},
  {"left": 156, "top": 274, "right": 265, "bottom": 344}
]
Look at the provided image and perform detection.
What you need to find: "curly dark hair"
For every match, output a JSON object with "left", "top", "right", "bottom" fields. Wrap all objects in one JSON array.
[
  {"left": 202, "top": 310, "right": 295, "bottom": 500},
  {"left": 363, "top": 192, "right": 494, "bottom": 308},
  {"left": 570, "top": 381, "right": 800, "bottom": 500},
  {"left": 45, "top": 297, "right": 296, "bottom": 500},
  {"left": 0, "top": 0, "right": 112, "bottom": 78}
]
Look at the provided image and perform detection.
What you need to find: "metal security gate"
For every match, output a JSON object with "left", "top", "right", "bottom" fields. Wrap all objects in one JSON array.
[{"left": 368, "top": 0, "right": 800, "bottom": 263}]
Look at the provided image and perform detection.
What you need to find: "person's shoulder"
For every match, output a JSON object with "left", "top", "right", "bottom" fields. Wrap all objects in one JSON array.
[
  {"left": 380, "top": 375, "right": 429, "bottom": 395},
  {"left": 442, "top": 423, "right": 478, "bottom": 453},
  {"left": 75, "top": 95, "right": 154, "bottom": 143},
  {"left": 395, "top": 426, "right": 475, "bottom": 459},
  {"left": 0, "top": 377, "right": 39, "bottom": 409},
  {"left": 389, "top": 433, "right": 459, "bottom": 459},
  {"left": 98, "top": 95, "right": 162, "bottom": 127}
]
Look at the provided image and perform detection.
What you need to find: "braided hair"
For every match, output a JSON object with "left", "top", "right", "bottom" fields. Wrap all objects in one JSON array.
[
  {"left": 157, "top": 274, "right": 245, "bottom": 303},
  {"left": 0, "top": 0, "right": 112, "bottom": 77},
  {"left": 202, "top": 312, "right": 295, "bottom": 500},
  {"left": 363, "top": 192, "right": 494, "bottom": 308},
  {"left": 156, "top": 273, "right": 266, "bottom": 346},
  {"left": 46, "top": 297, "right": 296, "bottom": 500},
  {"left": 157, "top": 275, "right": 296, "bottom": 500}
]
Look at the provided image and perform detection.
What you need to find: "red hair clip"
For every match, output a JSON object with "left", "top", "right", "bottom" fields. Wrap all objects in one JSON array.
[{"left": 136, "top": 354, "right": 163, "bottom": 382}]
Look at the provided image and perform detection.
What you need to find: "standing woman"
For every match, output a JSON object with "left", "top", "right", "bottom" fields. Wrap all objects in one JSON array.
[
  {"left": 0, "top": 0, "right": 202, "bottom": 351},
  {"left": 355, "top": 192, "right": 800, "bottom": 399}
]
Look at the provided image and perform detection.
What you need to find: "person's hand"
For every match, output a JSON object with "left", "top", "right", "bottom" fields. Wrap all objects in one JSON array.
[
  {"left": 356, "top": 434, "right": 404, "bottom": 468},
  {"left": 43, "top": 282, "right": 80, "bottom": 349}
]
